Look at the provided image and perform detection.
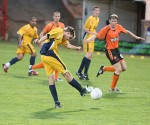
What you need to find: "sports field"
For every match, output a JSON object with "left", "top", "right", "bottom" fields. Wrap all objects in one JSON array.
[{"left": 0, "top": 41, "right": 149, "bottom": 125}]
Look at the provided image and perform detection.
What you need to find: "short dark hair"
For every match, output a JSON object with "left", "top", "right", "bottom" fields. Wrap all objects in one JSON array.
[
  {"left": 30, "top": 17, "right": 37, "bottom": 21},
  {"left": 109, "top": 14, "right": 118, "bottom": 20},
  {"left": 93, "top": 6, "right": 99, "bottom": 10},
  {"left": 64, "top": 26, "right": 76, "bottom": 40}
]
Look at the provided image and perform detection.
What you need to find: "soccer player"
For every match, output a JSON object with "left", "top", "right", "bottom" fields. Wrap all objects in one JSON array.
[
  {"left": 35, "top": 26, "right": 87, "bottom": 108},
  {"left": 2, "top": 17, "right": 39, "bottom": 76},
  {"left": 32, "top": 11, "right": 65, "bottom": 81},
  {"left": 85, "top": 14, "right": 145, "bottom": 92},
  {"left": 76, "top": 6, "right": 100, "bottom": 80}
]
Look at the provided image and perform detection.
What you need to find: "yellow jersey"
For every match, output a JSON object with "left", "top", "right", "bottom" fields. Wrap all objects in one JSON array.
[
  {"left": 17, "top": 24, "right": 38, "bottom": 44},
  {"left": 40, "top": 28, "right": 67, "bottom": 55},
  {"left": 84, "top": 15, "right": 99, "bottom": 33}
]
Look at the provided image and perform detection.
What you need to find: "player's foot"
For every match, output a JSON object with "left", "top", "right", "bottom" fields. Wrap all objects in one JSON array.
[
  {"left": 56, "top": 77, "right": 63, "bottom": 82},
  {"left": 76, "top": 71, "right": 84, "bottom": 80},
  {"left": 86, "top": 86, "right": 93, "bottom": 93},
  {"left": 96, "top": 66, "right": 104, "bottom": 77},
  {"left": 55, "top": 101, "right": 62, "bottom": 108},
  {"left": 2, "top": 64, "right": 8, "bottom": 73},
  {"left": 28, "top": 70, "right": 38, "bottom": 76},
  {"left": 109, "top": 88, "right": 121, "bottom": 92},
  {"left": 83, "top": 74, "right": 89, "bottom": 80},
  {"left": 80, "top": 88, "right": 88, "bottom": 96}
]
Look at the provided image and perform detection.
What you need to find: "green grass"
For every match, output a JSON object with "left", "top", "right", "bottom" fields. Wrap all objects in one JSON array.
[{"left": 0, "top": 41, "right": 150, "bottom": 125}]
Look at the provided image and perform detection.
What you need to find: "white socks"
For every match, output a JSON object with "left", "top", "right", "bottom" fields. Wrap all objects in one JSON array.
[{"left": 5, "top": 62, "right": 10, "bottom": 67}]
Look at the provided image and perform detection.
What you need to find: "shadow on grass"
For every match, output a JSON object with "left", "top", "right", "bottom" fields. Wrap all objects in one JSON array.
[
  {"left": 80, "top": 80, "right": 93, "bottom": 86},
  {"left": 103, "top": 92, "right": 126, "bottom": 99},
  {"left": 31, "top": 107, "right": 100, "bottom": 119},
  {"left": 10, "top": 74, "right": 29, "bottom": 79}
]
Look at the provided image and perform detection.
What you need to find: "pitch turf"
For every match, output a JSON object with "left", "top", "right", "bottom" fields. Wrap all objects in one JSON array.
[{"left": 0, "top": 41, "right": 150, "bottom": 125}]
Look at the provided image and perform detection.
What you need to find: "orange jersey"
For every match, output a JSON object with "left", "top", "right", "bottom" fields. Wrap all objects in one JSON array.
[
  {"left": 97, "top": 24, "right": 127, "bottom": 49},
  {"left": 43, "top": 21, "right": 65, "bottom": 33}
]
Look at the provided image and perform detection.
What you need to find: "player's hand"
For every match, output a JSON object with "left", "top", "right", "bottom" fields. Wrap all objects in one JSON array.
[
  {"left": 18, "top": 42, "right": 22, "bottom": 48},
  {"left": 84, "top": 39, "right": 90, "bottom": 43},
  {"left": 76, "top": 46, "right": 82, "bottom": 51},
  {"left": 33, "top": 39, "right": 39, "bottom": 44},
  {"left": 91, "top": 32, "right": 97, "bottom": 35},
  {"left": 136, "top": 37, "right": 145, "bottom": 41}
]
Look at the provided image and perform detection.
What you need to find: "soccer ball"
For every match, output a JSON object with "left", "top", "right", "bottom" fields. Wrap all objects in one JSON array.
[{"left": 90, "top": 88, "right": 102, "bottom": 100}]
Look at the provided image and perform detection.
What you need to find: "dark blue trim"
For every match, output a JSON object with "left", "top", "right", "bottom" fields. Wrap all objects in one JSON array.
[
  {"left": 83, "top": 32, "right": 87, "bottom": 39},
  {"left": 40, "top": 38, "right": 54, "bottom": 55},
  {"left": 45, "top": 50, "right": 66, "bottom": 70}
]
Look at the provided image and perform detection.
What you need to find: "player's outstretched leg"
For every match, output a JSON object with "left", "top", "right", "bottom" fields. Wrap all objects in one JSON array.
[
  {"left": 69, "top": 78, "right": 87, "bottom": 96},
  {"left": 2, "top": 57, "right": 19, "bottom": 73},
  {"left": 2, "top": 64, "right": 8, "bottom": 73},
  {"left": 32, "top": 62, "right": 44, "bottom": 70},
  {"left": 96, "top": 66, "right": 104, "bottom": 77},
  {"left": 97, "top": 66, "right": 116, "bottom": 77}
]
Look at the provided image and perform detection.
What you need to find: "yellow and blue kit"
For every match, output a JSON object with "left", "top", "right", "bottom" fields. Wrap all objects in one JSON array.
[
  {"left": 16, "top": 24, "right": 38, "bottom": 54},
  {"left": 40, "top": 28, "right": 68, "bottom": 75}
]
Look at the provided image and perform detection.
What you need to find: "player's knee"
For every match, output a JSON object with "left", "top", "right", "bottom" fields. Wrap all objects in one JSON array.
[
  {"left": 122, "top": 67, "right": 127, "bottom": 72},
  {"left": 31, "top": 53, "right": 37, "bottom": 57},
  {"left": 86, "top": 52, "right": 93, "bottom": 59},
  {"left": 17, "top": 55, "right": 23, "bottom": 60},
  {"left": 63, "top": 71, "right": 73, "bottom": 82},
  {"left": 116, "top": 68, "right": 122, "bottom": 73},
  {"left": 48, "top": 74, "right": 55, "bottom": 85}
]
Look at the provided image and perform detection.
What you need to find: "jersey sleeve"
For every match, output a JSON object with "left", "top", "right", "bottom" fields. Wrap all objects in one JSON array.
[
  {"left": 43, "top": 23, "right": 53, "bottom": 33},
  {"left": 97, "top": 26, "right": 110, "bottom": 39},
  {"left": 34, "top": 28, "right": 39, "bottom": 39},
  {"left": 46, "top": 28, "right": 63, "bottom": 40},
  {"left": 118, "top": 24, "right": 127, "bottom": 34},
  {"left": 84, "top": 16, "right": 91, "bottom": 29},
  {"left": 17, "top": 25, "right": 27, "bottom": 36},
  {"left": 95, "top": 18, "right": 100, "bottom": 28},
  {"left": 60, "top": 22, "right": 65, "bottom": 29},
  {"left": 61, "top": 40, "right": 68, "bottom": 46}
]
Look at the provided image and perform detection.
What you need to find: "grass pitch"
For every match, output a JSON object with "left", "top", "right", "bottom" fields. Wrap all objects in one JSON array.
[{"left": 0, "top": 41, "right": 150, "bottom": 125}]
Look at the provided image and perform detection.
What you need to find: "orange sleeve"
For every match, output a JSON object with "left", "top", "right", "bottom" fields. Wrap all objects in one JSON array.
[
  {"left": 59, "top": 22, "right": 65, "bottom": 29},
  {"left": 43, "top": 23, "right": 53, "bottom": 33},
  {"left": 97, "top": 26, "right": 110, "bottom": 39},
  {"left": 118, "top": 24, "right": 127, "bottom": 34}
]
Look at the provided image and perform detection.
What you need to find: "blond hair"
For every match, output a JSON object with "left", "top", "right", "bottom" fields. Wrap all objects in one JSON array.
[{"left": 109, "top": 14, "right": 118, "bottom": 20}]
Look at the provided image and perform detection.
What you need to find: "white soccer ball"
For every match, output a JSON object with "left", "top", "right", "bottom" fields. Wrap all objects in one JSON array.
[{"left": 90, "top": 88, "right": 102, "bottom": 100}]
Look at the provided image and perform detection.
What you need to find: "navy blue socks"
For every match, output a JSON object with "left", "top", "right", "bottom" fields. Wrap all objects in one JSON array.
[
  {"left": 69, "top": 78, "right": 83, "bottom": 92},
  {"left": 30, "top": 56, "right": 36, "bottom": 65},
  {"left": 49, "top": 85, "right": 58, "bottom": 102},
  {"left": 78, "top": 57, "right": 87, "bottom": 73},
  {"left": 9, "top": 57, "right": 19, "bottom": 65},
  {"left": 84, "top": 58, "right": 91, "bottom": 75}
]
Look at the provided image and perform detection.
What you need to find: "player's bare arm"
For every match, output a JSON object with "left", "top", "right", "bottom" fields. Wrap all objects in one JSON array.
[
  {"left": 39, "top": 31, "right": 46, "bottom": 39},
  {"left": 36, "top": 35, "right": 47, "bottom": 44},
  {"left": 18, "top": 34, "right": 23, "bottom": 48},
  {"left": 126, "top": 30, "right": 145, "bottom": 41},
  {"left": 83, "top": 27, "right": 97, "bottom": 35},
  {"left": 66, "top": 41, "right": 82, "bottom": 51},
  {"left": 84, "top": 35, "right": 97, "bottom": 43}
]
